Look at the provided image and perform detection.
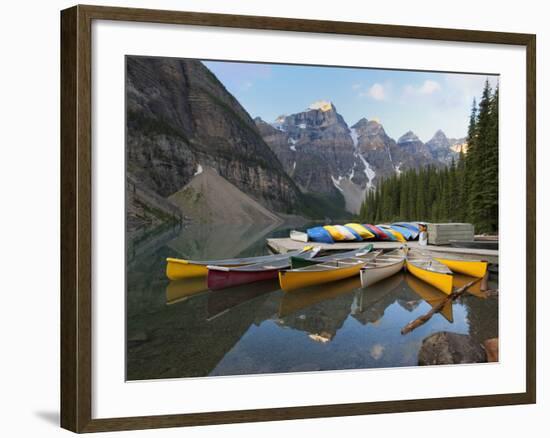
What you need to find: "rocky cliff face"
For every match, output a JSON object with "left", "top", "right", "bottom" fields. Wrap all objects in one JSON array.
[
  {"left": 262, "top": 102, "right": 363, "bottom": 193},
  {"left": 126, "top": 56, "right": 302, "bottom": 215},
  {"left": 394, "top": 130, "right": 437, "bottom": 171},
  {"left": 425, "top": 129, "right": 464, "bottom": 164},
  {"left": 351, "top": 118, "right": 396, "bottom": 183},
  {"left": 256, "top": 102, "right": 375, "bottom": 214}
]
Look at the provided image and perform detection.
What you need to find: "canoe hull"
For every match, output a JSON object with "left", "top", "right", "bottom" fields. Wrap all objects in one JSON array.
[
  {"left": 435, "top": 257, "right": 488, "bottom": 278},
  {"left": 290, "top": 230, "right": 308, "bottom": 242},
  {"left": 307, "top": 226, "right": 334, "bottom": 243},
  {"left": 290, "top": 244, "right": 374, "bottom": 269},
  {"left": 345, "top": 223, "right": 375, "bottom": 239},
  {"left": 290, "top": 256, "right": 319, "bottom": 269},
  {"left": 360, "top": 260, "right": 405, "bottom": 288},
  {"left": 207, "top": 268, "right": 280, "bottom": 290},
  {"left": 279, "top": 263, "right": 364, "bottom": 292},
  {"left": 406, "top": 260, "right": 453, "bottom": 295},
  {"left": 166, "top": 258, "right": 209, "bottom": 280},
  {"left": 166, "top": 249, "right": 307, "bottom": 280},
  {"left": 378, "top": 225, "right": 407, "bottom": 243},
  {"left": 364, "top": 224, "right": 390, "bottom": 240}
]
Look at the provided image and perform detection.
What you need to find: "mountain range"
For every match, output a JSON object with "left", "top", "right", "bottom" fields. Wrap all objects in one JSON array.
[
  {"left": 126, "top": 57, "right": 466, "bottom": 230},
  {"left": 255, "top": 101, "right": 465, "bottom": 213}
]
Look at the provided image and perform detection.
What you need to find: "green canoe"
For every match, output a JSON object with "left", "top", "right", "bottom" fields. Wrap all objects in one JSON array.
[{"left": 290, "top": 244, "right": 374, "bottom": 269}]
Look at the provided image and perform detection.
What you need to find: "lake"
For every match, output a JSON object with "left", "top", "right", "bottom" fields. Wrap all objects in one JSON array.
[{"left": 126, "top": 222, "right": 498, "bottom": 380}]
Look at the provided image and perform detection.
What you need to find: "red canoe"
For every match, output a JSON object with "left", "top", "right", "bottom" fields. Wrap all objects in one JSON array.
[
  {"left": 363, "top": 224, "right": 389, "bottom": 240},
  {"left": 207, "top": 248, "right": 320, "bottom": 290},
  {"left": 207, "top": 267, "right": 281, "bottom": 290}
]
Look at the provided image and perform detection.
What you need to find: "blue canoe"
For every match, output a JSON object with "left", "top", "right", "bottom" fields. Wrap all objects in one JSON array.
[
  {"left": 390, "top": 224, "right": 417, "bottom": 240},
  {"left": 306, "top": 226, "right": 334, "bottom": 244},
  {"left": 393, "top": 222, "right": 420, "bottom": 234}
]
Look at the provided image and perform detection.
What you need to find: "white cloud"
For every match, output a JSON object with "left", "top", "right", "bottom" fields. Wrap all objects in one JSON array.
[
  {"left": 404, "top": 79, "right": 442, "bottom": 97},
  {"left": 369, "top": 344, "right": 385, "bottom": 360},
  {"left": 419, "top": 79, "right": 441, "bottom": 94},
  {"left": 365, "top": 83, "right": 386, "bottom": 101},
  {"left": 352, "top": 83, "right": 363, "bottom": 90}
]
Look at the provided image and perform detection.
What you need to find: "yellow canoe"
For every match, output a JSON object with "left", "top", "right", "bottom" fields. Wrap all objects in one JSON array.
[
  {"left": 345, "top": 223, "right": 375, "bottom": 239},
  {"left": 166, "top": 258, "right": 209, "bottom": 280},
  {"left": 434, "top": 257, "right": 488, "bottom": 278},
  {"left": 405, "top": 258, "right": 453, "bottom": 295},
  {"left": 279, "top": 251, "right": 380, "bottom": 292},
  {"left": 405, "top": 274, "right": 453, "bottom": 323},
  {"left": 323, "top": 225, "right": 346, "bottom": 241}
]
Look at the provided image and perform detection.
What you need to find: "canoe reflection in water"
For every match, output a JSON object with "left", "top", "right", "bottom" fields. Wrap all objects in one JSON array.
[
  {"left": 405, "top": 274, "right": 454, "bottom": 323},
  {"left": 207, "top": 279, "right": 280, "bottom": 321},
  {"left": 165, "top": 276, "right": 209, "bottom": 305},
  {"left": 148, "top": 250, "right": 496, "bottom": 378},
  {"left": 279, "top": 275, "right": 361, "bottom": 318},
  {"left": 352, "top": 272, "right": 405, "bottom": 325}
]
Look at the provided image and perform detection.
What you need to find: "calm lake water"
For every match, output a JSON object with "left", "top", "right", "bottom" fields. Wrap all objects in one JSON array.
[{"left": 126, "top": 222, "right": 498, "bottom": 380}]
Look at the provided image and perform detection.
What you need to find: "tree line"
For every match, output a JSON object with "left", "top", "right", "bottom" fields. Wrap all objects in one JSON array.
[{"left": 358, "top": 80, "right": 499, "bottom": 234}]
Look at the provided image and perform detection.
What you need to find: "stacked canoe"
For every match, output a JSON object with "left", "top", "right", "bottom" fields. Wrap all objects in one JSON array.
[{"left": 297, "top": 222, "right": 423, "bottom": 244}]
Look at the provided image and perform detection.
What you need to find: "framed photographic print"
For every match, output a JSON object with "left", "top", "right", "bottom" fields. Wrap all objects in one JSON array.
[{"left": 60, "top": 4, "right": 536, "bottom": 433}]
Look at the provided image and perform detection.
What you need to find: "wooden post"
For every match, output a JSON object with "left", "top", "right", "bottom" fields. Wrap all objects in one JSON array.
[{"left": 480, "top": 270, "right": 489, "bottom": 291}]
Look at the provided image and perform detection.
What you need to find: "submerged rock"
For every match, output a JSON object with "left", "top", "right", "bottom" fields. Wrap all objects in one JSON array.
[{"left": 418, "top": 331, "right": 487, "bottom": 365}]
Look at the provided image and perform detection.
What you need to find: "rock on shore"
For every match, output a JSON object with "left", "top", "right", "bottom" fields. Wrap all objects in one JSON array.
[{"left": 418, "top": 331, "right": 487, "bottom": 365}]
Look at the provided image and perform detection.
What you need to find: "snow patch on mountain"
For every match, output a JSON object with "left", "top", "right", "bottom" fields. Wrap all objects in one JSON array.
[
  {"left": 349, "top": 127, "right": 359, "bottom": 148},
  {"left": 194, "top": 164, "right": 203, "bottom": 176},
  {"left": 331, "top": 175, "right": 344, "bottom": 193},
  {"left": 308, "top": 100, "right": 333, "bottom": 112},
  {"left": 358, "top": 154, "right": 376, "bottom": 187},
  {"left": 288, "top": 137, "right": 297, "bottom": 151},
  {"left": 271, "top": 115, "right": 287, "bottom": 131}
]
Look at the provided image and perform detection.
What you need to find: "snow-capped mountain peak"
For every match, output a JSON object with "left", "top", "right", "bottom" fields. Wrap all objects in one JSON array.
[{"left": 308, "top": 100, "right": 334, "bottom": 112}]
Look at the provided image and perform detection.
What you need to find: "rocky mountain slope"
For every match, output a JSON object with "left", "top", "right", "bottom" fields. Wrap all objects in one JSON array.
[
  {"left": 255, "top": 101, "right": 374, "bottom": 214},
  {"left": 126, "top": 56, "right": 303, "bottom": 222},
  {"left": 126, "top": 175, "right": 182, "bottom": 235},
  {"left": 426, "top": 129, "right": 466, "bottom": 164},
  {"left": 168, "top": 167, "right": 282, "bottom": 224}
]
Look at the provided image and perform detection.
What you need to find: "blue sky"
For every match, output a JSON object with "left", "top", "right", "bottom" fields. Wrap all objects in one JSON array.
[{"left": 203, "top": 60, "right": 498, "bottom": 142}]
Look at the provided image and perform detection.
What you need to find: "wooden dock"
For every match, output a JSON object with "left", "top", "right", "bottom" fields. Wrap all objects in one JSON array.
[{"left": 266, "top": 238, "right": 499, "bottom": 264}]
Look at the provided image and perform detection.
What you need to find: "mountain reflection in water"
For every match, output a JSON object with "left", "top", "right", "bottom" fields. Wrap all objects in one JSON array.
[{"left": 126, "top": 222, "right": 498, "bottom": 380}]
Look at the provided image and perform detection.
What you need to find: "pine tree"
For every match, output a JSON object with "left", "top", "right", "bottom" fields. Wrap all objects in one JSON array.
[
  {"left": 456, "top": 150, "right": 466, "bottom": 221},
  {"left": 357, "top": 81, "right": 497, "bottom": 233},
  {"left": 464, "top": 98, "right": 478, "bottom": 222},
  {"left": 485, "top": 85, "right": 499, "bottom": 232},
  {"left": 469, "top": 80, "right": 492, "bottom": 232}
]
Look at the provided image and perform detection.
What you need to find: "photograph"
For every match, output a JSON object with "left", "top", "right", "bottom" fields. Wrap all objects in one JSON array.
[{"left": 125, "top": 56, "right": 500, "bottom": 380}]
